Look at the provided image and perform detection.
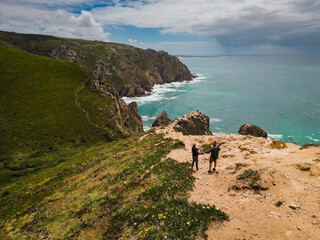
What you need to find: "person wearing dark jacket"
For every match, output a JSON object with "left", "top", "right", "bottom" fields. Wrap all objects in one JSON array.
[
  {"left": 205, "top": 141, "right": 221, "bottom": 173},
  {"left": 191, "top": 143, "right": 203, "bottom": 171}
]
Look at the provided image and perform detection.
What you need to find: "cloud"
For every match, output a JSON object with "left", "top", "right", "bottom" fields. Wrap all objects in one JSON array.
[
  {"left": 0, "top": 0, "right": 319, "bottom": 53},
  {"left": 70, "top": 10, "right": 100, "bottom": 27},
  {"left": 92, "top": 0, "right": 320, "bottom": 50},
  {"left": 128, "top": 38, "right": 145, "bottom": 45},
  {"left": 0, "top": 2, "right": 109, "bottom": 41}
]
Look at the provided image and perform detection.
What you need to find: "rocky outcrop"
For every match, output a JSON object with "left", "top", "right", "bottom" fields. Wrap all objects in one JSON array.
[
  {"left": 89, "top": 73, "right": 143, "bottom": 135},
  {"left": 238, "top": 124, "right": 267, "bottom": 138},
  {"left": 270, "top": 140, "right": 287, "bottom": 149},
  {"left": 173, "top": 111, "right": 212, "bottom": 135},
  {"left": 0, "top": 31, "right": 194, "bottom": 97},
  {"left": 152, "top": 111, "right": 171, "bottom": 127}
]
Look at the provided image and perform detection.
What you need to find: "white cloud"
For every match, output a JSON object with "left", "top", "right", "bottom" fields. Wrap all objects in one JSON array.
[
  {"left": 0, "top": 3, "right": 109, "bottom": 41},
  {"left": 128, "top": 38, "right": 145, "bottom": 45},
  {"left": 0, "top": 0, "right": 319, "bottom": 52},
  {"left": 70, "top": 11, "right": 100, "bottom": 27}
]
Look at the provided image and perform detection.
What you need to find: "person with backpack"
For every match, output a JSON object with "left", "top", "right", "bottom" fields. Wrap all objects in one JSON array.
[
  {"left": 191, "top": 143, "right": 203, "bottom": 171},
  {"left": 205, "top": 141, "right": 223, "bottom": 173}
]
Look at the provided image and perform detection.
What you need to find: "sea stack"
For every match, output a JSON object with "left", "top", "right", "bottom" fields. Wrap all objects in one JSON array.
[
  {"left": 152, "top": 110, "right": 171, "bottom": 127},
  {"left": 238, "top": 123, "right": 268, "bottom": 138}
]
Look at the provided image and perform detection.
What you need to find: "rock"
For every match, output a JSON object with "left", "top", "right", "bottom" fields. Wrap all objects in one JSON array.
[
  {"left": 270, "top": 140, "right": 287, "bottom": 149},
  {"left": 152, "top": 111, "right": 171, "bottom": 127},
  {"left": 289, "top": 203, "right": 300, "bottom": 210},
  {"left": 296, "top": 163, "right": 311, "bottom": 171},
  {"left": 238, "top": 124, "right": 267, "bottom": 138},
  {"left": 173, "top": 111, "right": 212, "bottom": 135},
  {"left": 89, "top": 73, "right": 143, "bottom": 135}
]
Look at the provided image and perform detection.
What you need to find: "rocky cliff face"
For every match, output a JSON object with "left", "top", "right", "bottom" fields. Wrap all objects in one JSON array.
[
  {"left": 89, "top": 73, "right": 143, "bottom": 134},
  {"left": 0, "top": 31, "right": 194, "bottom": 97}
]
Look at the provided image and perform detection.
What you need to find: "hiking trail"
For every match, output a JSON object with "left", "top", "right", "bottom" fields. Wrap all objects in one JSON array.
[{"left": 155, "top": 122, "right": 320, "bottom": 240}]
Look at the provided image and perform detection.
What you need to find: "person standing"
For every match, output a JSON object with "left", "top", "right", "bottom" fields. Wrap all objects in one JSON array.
[
  {"left": 191, "top": 143, "right": 203, "bottom": 171},
  {"left": 205, "top": 141, "right": 221, "bottom": 173}
]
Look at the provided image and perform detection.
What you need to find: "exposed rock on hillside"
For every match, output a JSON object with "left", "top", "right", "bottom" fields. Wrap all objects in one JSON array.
[
  {"left": 89, "top": 73, "right": 143, "bottom": 134},
  {"left": 152, "top": 110, "right": 171, "bottom": 127},
  {"left": 173, "top": 111, "right": 212, "bottom": 135},
  {"left": 0, "top": 31, "right": 194, "bottom": 97},
  {"left": 270, "top": 140, "right": 287, "bottom": 149},
  {"left": 238, "top": 123, "right": 268, "bottom": 138}
]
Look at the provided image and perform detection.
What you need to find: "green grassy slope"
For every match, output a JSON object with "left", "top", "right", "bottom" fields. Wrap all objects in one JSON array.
[
  {"left": 0, "top": 47, "right": 128, "bottom": 183},
  {"left": 0, "top": 132, "right": 227, "bottom": 239}
]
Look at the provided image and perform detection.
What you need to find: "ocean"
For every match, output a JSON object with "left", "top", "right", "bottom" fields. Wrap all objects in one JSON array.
[{"left": 123, "top": 55, "right": 320, "bottom": 146}]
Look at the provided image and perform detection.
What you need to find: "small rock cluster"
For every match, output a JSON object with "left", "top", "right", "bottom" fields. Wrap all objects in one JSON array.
[
  {"left": 173, "top": 111, "right": 212, "bottom": 135},
  {"left": 238, "top": 123, "right": 268, "bottom": 138}
]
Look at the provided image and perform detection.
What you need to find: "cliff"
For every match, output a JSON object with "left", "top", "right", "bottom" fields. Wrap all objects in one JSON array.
[
  {"left": 0, "top": 31, "right": 194, "bottom": 97},
  {"left": 0, "top": 47, "right": 142, "bottom": 166},
  {"left": 156, "top": 113, "right": 320, "bottom": 240},
  {"left": 1, "top": 109, "right": 319, "bottom": 239}
]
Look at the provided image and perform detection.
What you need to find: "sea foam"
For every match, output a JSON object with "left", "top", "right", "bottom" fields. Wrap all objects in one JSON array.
[
  {"left": 141, "top": 115, "right": 156, "bottom": 121},
  {"left": 123, "top": 73, "right": 205, "bottom": 105},
  {"left": 306, "top": 136, "right": 320, "bottom": 142},
  {"left": 268, "top": 134, "right": 283, "bottom": 140},
  {"left": 210, "top": 118, "right": 223, "bottom": 122}
]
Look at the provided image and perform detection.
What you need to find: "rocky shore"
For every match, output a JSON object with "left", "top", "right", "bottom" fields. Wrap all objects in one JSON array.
[{"left": 152, "top": 111, "right": 320, "bottom": 239}]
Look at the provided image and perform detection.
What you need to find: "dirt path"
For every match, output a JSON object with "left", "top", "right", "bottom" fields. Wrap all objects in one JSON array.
[{"left": 156, "top": 123, "right": 320, "bottom": 240}]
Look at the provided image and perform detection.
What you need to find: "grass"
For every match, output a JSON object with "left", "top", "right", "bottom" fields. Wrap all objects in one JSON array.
[
  {"left": 236, "top": 169, "right": 261, "bottom": 188},
  {"left": 0, "top": 31, "right": 192, "bottom": 95},
  {"left": 201, "top": 143, "right": 212, "bottom": 152},
  {"left": 0, "top": 132, "right": 227, "bottom": 239},
  {"left": 235, "top": 162, "right": 248, "bottom": 169},
  {"left": 275, "top": 201, "right": 284, "bottom": 207},
  {"left": 300, "top": 143, "right": 319, "bottom": 149},
  {"left": 0, "top": 47, "right": 133, "bottom": 184}
]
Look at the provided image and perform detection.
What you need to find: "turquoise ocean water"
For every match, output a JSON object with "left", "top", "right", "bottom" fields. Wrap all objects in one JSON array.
[{"left": 124, "top": 55, "right": 320, "bottom": 145}]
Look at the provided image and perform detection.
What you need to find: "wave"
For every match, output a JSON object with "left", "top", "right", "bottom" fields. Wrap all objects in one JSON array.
[
  {"left": 141, "top": 115, "right": 156, "bottom": 121},
  {"left": 306, "top": 136, "right": 320, "bottom": 142},
  {"left": 210, "top": 118, "right": 223, "bottom": 123},
  {"left": 143, "top": 125, "right": 152, "bottom": 131},
  {"left": 123, "top": 73, "right": 206, "bottom": 105},
  {"left": 212, "top": 132, "right": 225, "bottom": 135},
  {"left": 268, "top": 134, "right": 283, "bottom": 140}
]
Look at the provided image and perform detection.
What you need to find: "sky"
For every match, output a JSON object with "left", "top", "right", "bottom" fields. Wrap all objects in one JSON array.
[{"left": 0, "top": 0, "right": 320, "bottom": 55}]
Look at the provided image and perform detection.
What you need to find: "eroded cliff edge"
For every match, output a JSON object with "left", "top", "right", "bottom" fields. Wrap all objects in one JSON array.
[{"left": 0, "top": 31, "right": 194, "bottom": 97}]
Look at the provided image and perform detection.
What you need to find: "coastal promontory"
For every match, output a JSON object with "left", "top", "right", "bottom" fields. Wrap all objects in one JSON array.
[{"left": 0, "top": 31, "right": 193, "bottom": 97}]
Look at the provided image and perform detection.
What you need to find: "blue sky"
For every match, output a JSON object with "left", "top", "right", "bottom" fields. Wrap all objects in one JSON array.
[{"left": 1, "top": 0, "right": 320, "bottom": 55}]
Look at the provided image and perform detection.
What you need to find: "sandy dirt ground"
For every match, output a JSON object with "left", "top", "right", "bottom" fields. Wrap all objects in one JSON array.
[{"left": 156, "top": 123, "right": 320, "bottom": 240}]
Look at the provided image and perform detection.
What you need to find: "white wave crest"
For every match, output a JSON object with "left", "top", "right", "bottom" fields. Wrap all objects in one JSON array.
[
  {"left": 306, "top": 136, "right": 320, "bottom": 142},
  {"left": 212, "top": 132, "right": 225, "bottom": 136},
  {"left": 143, "top": 125, "right": 152, "bottom": 131},
  {"left": 268, "top": 134, "right": 283, "bottom": 140},
  {"left": 123, "top": 73, "right": 205, "bottom": 105},
  {"left": 141, "top": 115, "right": 156, "bottom": 121},
  {"left": 210, "top": 118, "right": 223, "bottom": 122}
]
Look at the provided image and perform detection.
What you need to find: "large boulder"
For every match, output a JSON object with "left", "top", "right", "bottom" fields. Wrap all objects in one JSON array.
[
  {"left": 152, "top": 110, "right": 171, "bottom": 127},
  {"left": 238, "top": 124, "right": 267, "bottom": 138},
  {"left": 173, "top": 111, "right": 212, "bottom": 135}
]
